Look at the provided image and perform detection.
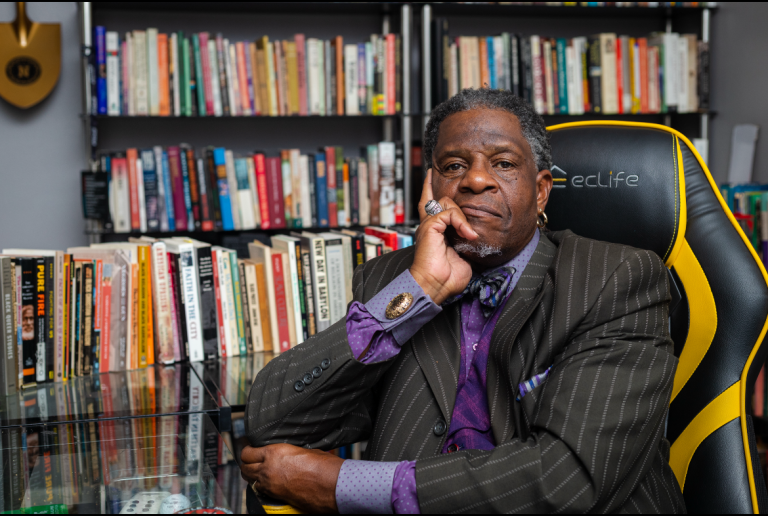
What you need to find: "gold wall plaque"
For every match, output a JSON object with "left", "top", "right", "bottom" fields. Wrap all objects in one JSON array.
[{"left": 0, "top": 2, "right": 61, "bottom": 109}]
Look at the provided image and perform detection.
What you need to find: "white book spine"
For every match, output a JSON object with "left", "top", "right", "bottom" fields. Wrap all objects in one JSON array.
[
  {"left": 179, "top": 246, "right": 204, "bottom": 362},
  {"left": 208, "top": 40, "right": 223, "bottom": 116},
  {"left": 224, "top": 150, "right": 242, "bottom": 230},
  {"left": 147, "top": 28, "right": 160, "bottom": 116},
  {"left": 154, "top": 146, "right": 169, "bottom": 231},
  {"left": 344, "top": 44, "right": 359, "bottom": 115},
  {"left": 543, "top": 39, "right": 554, "bottom": 115},
  {"left": 677, "top": 37, "right": 689, "bottom": 113},
  {"left": 113, "top": 163, "right": 130, "bottom": 233},
  {"left": 247, "top": 158, "right": 261, "bottom": 227},
  {"left": 151, "top": 242, "right": 174, "bottom": 364},
  {"left": 531, "top": 35, "right": 544, "bottom": 114},
  {"left": 317, "top": 40, "right": 326, "bottom": 116},
  {"left": 133, "top": 31, "right": 149, "bottom": 115},
  {"left": 125, "top": 32, "right": 134, "bottom": 116},
  {"left": 566, "top": 45, "right": 578, "bottom": 116},
  {"left": 106, "top": 31, "right": 121, "bottom": 115},
  {"left": 238, "top": 190, "right": 255, "bottom": 229},
  {"left": 324, "top": 40, "right": 332, "bottom": 116},
  {"left": 358, "top": 160, "right": 370, "bottom": 226},
  {"left": 494, "top": 36, "right": 504, "bottom": 89},
  {"left": 228, "top": 42, "right": 241, "bottom": 116},
  {"left": 378, "top": 142, "right": 396, "bottom": 226},
  {"left": 663, "top": 33, "right": 678, "bottom": 108},
  {"left": 244, "top": 264, "right": 264, "bottom": 352},
  {"left": 220, "top": 251, "right": 239, "bottom": 356},
  {"left": 300, "top": 155, "right": 312, "bottom": 228},
  {"left": 171, "top": 33, "right": 181, "bottom": 116},
  {"left": 309, "top": 238, "right": 330, "bottom": 332},
  {"left": 308, "top": 39, "right": 320, "bottom": 115},
  {"left": 136, "top": 158, "right": 148, "bottom": 233},
  {"left": 324, "top": 243, "right": 346, "bottom": 324}
]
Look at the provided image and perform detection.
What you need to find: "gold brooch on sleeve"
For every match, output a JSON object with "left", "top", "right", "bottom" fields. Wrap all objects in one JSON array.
[{"left": 385, "top": 293, "right": 414, "bottom": 320}]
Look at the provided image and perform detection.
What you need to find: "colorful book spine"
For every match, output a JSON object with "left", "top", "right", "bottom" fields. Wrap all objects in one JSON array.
[
  {"left": 95, "top": 26, "right": 108, "bottom": 115},
  {"left": 213, "top": 148, "right": 234, "bottom": 230}
]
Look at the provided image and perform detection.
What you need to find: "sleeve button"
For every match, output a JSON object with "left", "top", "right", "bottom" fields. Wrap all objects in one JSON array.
[
  {"left": 312, "top": 366, "right": 322, "bottom": 378},
  {"left": 321, "top": 358, "right": 331, "bottom": 370},
  {"left": 302, "top": 373, "right": 314, "bottom": 385},
  {"left": 294, "top": 381, "right": 305, "bottom": 393},
  {"left": 433, "top": 419, "right": 447, "bottom": 436}
]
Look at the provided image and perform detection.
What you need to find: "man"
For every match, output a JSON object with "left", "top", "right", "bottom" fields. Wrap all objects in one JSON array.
[{"left": 241, "top": 89, "right": 685, "bottom": 514}]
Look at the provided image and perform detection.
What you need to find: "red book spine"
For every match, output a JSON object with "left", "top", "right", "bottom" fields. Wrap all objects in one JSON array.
[
  {"left": 386, "top": 34, "right": 396, "bottom": 115},
  {"left": 265, "top": 156, "right": 286, "bottom": 229},
  {"left": 271, "top": 254, "right": 291, "bottom": 353},
  {"left": 638, "top": 38, "right": 649, "bottom": 114},
  {"left": 295, "top": 34, "right": 308, "bottom": 116},
  {"left": 167, "top": 146, "right": 188, "bottom": 231},
  {"left": 198, "top": 32, "right": 215, "bottom": 116},
  {"left": 254, "top": 153, "right": 271, "bottom": 229},
  {"left": 365, "top": 227, "right": 399, "bottom": 251},
  {"left": 616, "top": 39, "right": 623, "bottom": 114},
  {"left": 325, "top": 146, "right": 338, "bottom": 227},
  {"left": 126, "top": 148, "right": 140, "bottom": 230},
  {"left": 167, "top": 252, "right": 182, "bottom": 362},
  {"left": 211, "top": 250, "right": 226, "bottom": 357}
]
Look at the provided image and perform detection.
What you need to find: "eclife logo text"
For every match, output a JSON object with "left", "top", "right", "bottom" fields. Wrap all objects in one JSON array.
[{"left": 551, "top": 165, "right": 639, "bottom": 189}]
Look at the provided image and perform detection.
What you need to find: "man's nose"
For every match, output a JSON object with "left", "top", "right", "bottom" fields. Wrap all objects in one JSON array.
[{"left": 459, "top": 159, "right": 499, "bottom": 194}]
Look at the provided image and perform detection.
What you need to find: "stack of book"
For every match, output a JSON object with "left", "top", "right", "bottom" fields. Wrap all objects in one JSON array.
[
  {"left": 0, "top": 227, "right": 415, "bottom": 392},
  {"left": 95, "top": 142, "right": 410, "bottom": 234},
  {"left": 93, "top": 27, "right": 402, "bottom": 117},
  {"left": 432, "top": 20, "right": 709, "bottom": 114}
]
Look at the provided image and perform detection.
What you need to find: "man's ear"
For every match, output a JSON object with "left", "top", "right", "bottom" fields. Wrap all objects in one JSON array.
[{"left": 535, "top": 169, "right": 553, "bottom": 212}]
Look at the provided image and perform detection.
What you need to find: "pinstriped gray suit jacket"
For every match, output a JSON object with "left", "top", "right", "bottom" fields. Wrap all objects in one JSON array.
[{"left": 245, "top": 230, "right": 686, "bottom": 513}]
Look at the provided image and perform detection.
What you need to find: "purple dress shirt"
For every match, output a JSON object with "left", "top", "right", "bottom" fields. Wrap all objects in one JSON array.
[{"left": 337, "top": 230, "right": 541, "bottom": 514}]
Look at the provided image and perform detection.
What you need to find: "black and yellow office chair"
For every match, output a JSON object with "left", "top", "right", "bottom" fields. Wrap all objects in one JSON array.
[{"left": 546, "top": 121, "right": 768, "bottom": 513}]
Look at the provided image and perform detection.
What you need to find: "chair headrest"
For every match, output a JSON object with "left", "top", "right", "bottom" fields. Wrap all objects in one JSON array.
[{"left": 546, "top": 122, "right": 684, "bottom": 265}]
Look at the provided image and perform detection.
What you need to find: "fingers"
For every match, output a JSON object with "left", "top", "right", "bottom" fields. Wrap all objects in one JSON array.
[
  {"left": 418, "top": 169, "right": 434, "bottom": 222},
  {"left": 432, "top": 197, "right": 478, "bottom": 241},
  {"left": 241, "top": 445, "right": 266, "bottom": 465}
]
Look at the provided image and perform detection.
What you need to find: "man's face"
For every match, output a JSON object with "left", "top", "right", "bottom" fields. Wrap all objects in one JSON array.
[
  {"left": 431, "top": 108, "right": 553, "bottom": 268},
  {"left": 21, "top": 305, "right": 34, "bottom": 340}
]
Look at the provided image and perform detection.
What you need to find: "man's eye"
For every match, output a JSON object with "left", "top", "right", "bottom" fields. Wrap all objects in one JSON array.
[
  {"left": 495, "top": 161, "right": 514, "bottom": 169},
  {"left": 445, "top": 163, "right": 464, "bottom": 172}
]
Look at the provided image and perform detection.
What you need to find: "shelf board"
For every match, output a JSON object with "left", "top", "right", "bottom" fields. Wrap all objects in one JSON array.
[
  {"left": 87, "top": 113, "right": 414, "bottom": 120},
  {"left": 86, "top": 224, "right": 420, "bottom": 237},
  {"left": 430, "top": 3, "right": 717, "bottom": 18},
  {"left": 91, "top": 2, "right": 400, "bottom": 16}
]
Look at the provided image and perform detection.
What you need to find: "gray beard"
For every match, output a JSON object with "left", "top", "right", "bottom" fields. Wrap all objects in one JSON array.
[{"left": 453, "top": 241, "right": 503, "bottom": 258}]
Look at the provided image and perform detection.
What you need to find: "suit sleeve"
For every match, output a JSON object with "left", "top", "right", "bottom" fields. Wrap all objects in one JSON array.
[
  {"left": 245, "top": 257, "right": 436, "bottom": 450},
  {"left": 414, "top": 249, "right": 681, "bottom": 513}
]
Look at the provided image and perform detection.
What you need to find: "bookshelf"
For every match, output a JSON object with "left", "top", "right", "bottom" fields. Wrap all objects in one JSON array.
[
  {"left": 420, "top": 3, "right": 715, "bottom": 160},
  {"left": 77, "top": 1, "right": 416, "bottom": 243}
]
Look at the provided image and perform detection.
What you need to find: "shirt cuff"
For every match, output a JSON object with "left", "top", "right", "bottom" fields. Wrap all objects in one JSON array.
[
  {"left": 392, "top": 461, "right": 420, "bottom": 514},
  {"left": 336, "top": 460, "right": 399, "bottom": 514},
  {"left": 362, "top": 269, "right": 442, "bottom": 345}
]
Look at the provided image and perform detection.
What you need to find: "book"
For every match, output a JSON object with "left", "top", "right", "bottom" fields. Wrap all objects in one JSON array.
[
  {"left": 271, "top": 235, "right": 304, "bottom": 345},
  {"left": 247, "top": 241, "right": 281, "bottom": 353},
  {"left": 319, "top": 233, "right": 346, "bottom": 325},
  {"left": 271, "top": 252, "right": 292, "bottom": 353},
  {"left": 299, "top": 233, "right": 329, "bottom": 333},
  {"left": 164, "top": 240, "right": 204, "bottom": 362}
]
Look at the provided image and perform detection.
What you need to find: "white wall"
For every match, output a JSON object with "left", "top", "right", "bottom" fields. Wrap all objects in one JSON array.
[{"left": 0, "top": 2, "right": 88, "bottom": 250}]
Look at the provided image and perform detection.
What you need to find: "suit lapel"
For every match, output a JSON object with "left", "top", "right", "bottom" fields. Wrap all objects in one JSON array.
[
  {"left": 487, "top": 233, "right": 558, "bottom": 442},
  {"left": 411, "top": 299, "right": 462, "bottom": 426}
]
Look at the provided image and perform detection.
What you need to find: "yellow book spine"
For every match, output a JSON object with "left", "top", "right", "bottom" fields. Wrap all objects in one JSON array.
[
  {"left": 137, "top": 246, "right": 149, "bottom": 368},
  {"left": 131, "top": 264, "right": 139, "bottom": 370}
]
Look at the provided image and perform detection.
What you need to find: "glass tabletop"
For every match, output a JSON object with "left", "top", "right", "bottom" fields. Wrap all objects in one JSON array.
[
  {"left": 0, "top": 413, "right": 249, "bottom": 514},
  {"left": 192, "top": 354, "right": 275, "bottom": 412},
  {"left": 0, "top": 363, "right": 224, "bottom": 428}
]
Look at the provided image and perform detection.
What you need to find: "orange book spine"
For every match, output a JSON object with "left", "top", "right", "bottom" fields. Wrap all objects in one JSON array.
[
  {"left": 101, "top": 268, "right": 111, "bottom": 373},
  {"left": 158, "top": 33, "right": 170, "bottom": 116},
  {"left": 236, "top": 42, "right": 251, "bottom": 116},
  {"left": 479, "top": 38, "right": 489, "bottom": 89},
  {"left": 638, "top": 38, "right": 649, "bottom": 114},
  {"left": 126, "top": 148, "right": 140, "bottom": 230},
  {"left": 145, "top": 252, "right": 154, "bottom": 366}
]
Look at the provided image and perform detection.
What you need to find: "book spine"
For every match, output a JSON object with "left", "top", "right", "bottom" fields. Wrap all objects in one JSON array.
[
  {"left": 588, "top": 36, "right": 602, "bottom": 113},
  {"left": 218, "top": 250, "right": 238, "bottom": 357},
  {"left": 295, "top": 34, "right": 308, "bottom": 116},
  {"left": 237, "top": 42, "right": 252, "bottom": 115},
  {"left": 194, "top": 247, "right": 217, "bottom": 360},
  {"left": 171, "top": 33, "right": 181, "bottom": 116},
  {"left": 140, "top": 149, "right": 160, "bottom": 231},
  {"left": 254, "top": 154, "right": 271, "bottom": 229},
  {"left": 271, "top": 254, "right": 291, "bottom": 353},
  {"left": 158, "top": 33, "right": 170, "bottom": 116},
  {"left": 358, "top": 157, "right": 369, "bottom": 226},
  {"left": 299, "top": 247, "right": 316, "bottom": 336},
  {"left": 238, "top": 261, "right": 253, "bottom": 351},
  {"left": 169, "top": 254, "right": 186, "bottom": 361},
  {"left": 308, "top": 155, "right": 318, "bottom": 227},
  {"left": 394, "top": 143, "right": 405, "bottom": 224},
  {"left": 192, "top": 34, "right": 205, "bottom": 115},
  {"left": 265, "top": 156, "right": 286, "bottom": 228},
  {"left": 95, "top": 26, "right": 107, "bottom": 115},
  {"left": 244, "top": 263, "right": 264, "bottom": 352},
  {"left": 197, "top": 158, "right": 213, "bottom": 231},
  {"left": 44, "top": 257, "right": 54, "bottom": 381},
  {"left": 530, "top": 36, "right": 544, "bottom": 114},
  {"left": 106, "top": 31, "right": 120, "bottom": 115},
  {"left": 122, "top": 35, "right": 131, "bottom": 115},
  {"left": 127, "top": 148, "right": 140, "bottom": 230},
  {"left": 300, "top": 154, "right": 312, "bottom": 228},
  {"left": 0, "top": 258, "right": 16, "bottom": 394},
  {"left": 161, "top": 150, "right": 176, "bottom": 231},
  {"left": 181, "top": 35, "right": 192, "bottom": 116},
  {"left": 180, "top": 147, "right": 196, "bottom": 230},
  {"left": 151, "top": 243, "right": 174, "bottom": 364},
  {"left": 556, "top": 38, "right": 568, "bottom": 114},
  {"left": 180, "top": 247, "right": 204, "bottom": 362},
  {"left": 280, "top": 151, "right": 293, "bottom": 228},
  {"left": 198, "top": 33, "right": 214, "bottom": 115},
  {"left": 213, "top": 148, "right": 234, "bottom": 230},
  {"left": 350, "top": 159, "right": 360, "bottom": 226},
  {"left": 323, "top": 241, "right": 346, "bottom": 324},
  {"left": 210, "top": 250, "right": 224, "bottom": 356},
  {"left": 315, "top": 154, "right": 329, "bottom": 227},
  {"left": 229, "top": 252, "right": 247, "bottom": 355},
  {"left": 167, "top": 146, "right": 188, "bottom": 231},
  {"left": 253, "top": 262, "right": 272, "bottom": 352},
  {"left": 326, "top": 147, "right": 337, "bottom": 227},
  {"left": 55, "top": 253, "right": 65, "bottom": 379},
  {"left": 153, "top": 147, "right": 169, "bottom": 231},
  {"left": 137, "top": 247, "right": 149, "bottom": 368},
  {"left": 386, "top": 34, "right": 396, "bottom": 114},
  {"left": 310, "top": 238, "right": 330, "bottom": 332},
  {"left": 186, "top": 148, "right": 201, "bottom": 230},
  {"left": 215, "top": 35, "right": 230, "bottom": 116}
]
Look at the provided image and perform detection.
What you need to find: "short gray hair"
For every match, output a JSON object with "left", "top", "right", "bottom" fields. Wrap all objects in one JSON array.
[{"left": 423, "top": 88, "right": 552, "bottom": 172}]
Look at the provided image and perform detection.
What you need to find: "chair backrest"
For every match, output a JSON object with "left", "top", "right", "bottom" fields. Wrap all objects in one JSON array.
[{"left": 546, "top": 121, "right": 768, "bottom": 513}]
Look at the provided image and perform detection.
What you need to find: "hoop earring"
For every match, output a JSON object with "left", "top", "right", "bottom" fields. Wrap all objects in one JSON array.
[{"left": 537, "top": 209, "right": 548, "bottom": 228}]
